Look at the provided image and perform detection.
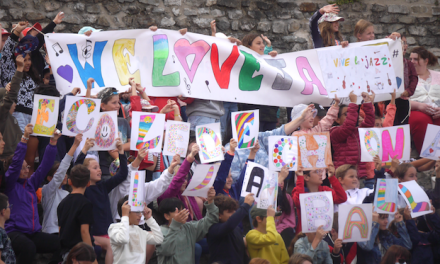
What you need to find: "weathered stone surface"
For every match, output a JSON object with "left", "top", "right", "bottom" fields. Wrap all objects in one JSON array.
[
  {"left": 0, "top": 10, "right": 7, "bottom": 20},
  {"left": 406, "top": 37, "right": 417, "bottom": 45},
  {"left": 210, "top": 9, "right": 224, "bottom": 17},
  {"left": 430, "top": 48, "right": 440, "bottom": 57},
  {"left": 231, "top": 20, "right": 239, "bottom": 31},
  {"left": 63, "top": 14, "right": 81, "bottom": 24},
  {"left": 242, "top": 1, "right": 250, "bottom": 7},
  {"left": 193, "top": 17, "right": 211, "bottom": 28},
  {"left": 164, "top": 0, "right": 181, "bottom": 6},
  {"left": 275, "top": 10, "right": 291, "bottom": 19},
  {"left": 388, "top": 24, "right": 405, "bottom": 33},
  {"left": 126, "top": 5, "right": 140, "bottom": 14},
  {"left": 248, "top": 10, "right": 265, "bottom": 19},
  {"left": 87, "top": 5, "right": 101, "bottom": 14},
  {"left": 399, "top": 16, "right": 416, "bottom": 24},
  {"left": 172, "top": 7, "right": 180, "bottom": 16},
  {"left": 240, "top": 20, "right": 256, "bottom": 31},
  {"left": 299, "top": 3, "right": 317, "bottom": 12},
  {"left": 74, "top": 3, "right": 85, "bottom": 11},
  {"left": 161, "top": 17, "right": 175, "bottom": 27},
  {"left": 256, "top": 1, "right": 272, "bottom": 10},
  {"left": 183, "top": 8, "right": 198, "bottom": 16},
  {"left": 388, "top": 5, "right": 410, "bottom": 14},
  {"left": 371, "top": 4, "right": 387, "bottom": 12},
  {"left": 216, "top": 17, "right": 230, "bottom": 30},
  {"left": 272, "top": 21, "right": 285, "bottom": 33},
  {"left": 433, "top": 7, "right": 440, "bottom": 16},
  {"left": 257, "top": 21, "right": 271, "bottom": 32},
  {"left": 104, "top": 3, "right": 121, "bottom": 14},
  {"left": 412, "top": 5, "right": 429, "bottom": 13},
  {"left": 409, "top": 25, "right": 428, "bottom": 36},
  {"left": 96, "top": 16, "right": 110, "bottom": 27},
  {"left": 44, "top": 2, "right": 61, "bottom": 12},
  {"left": 206, "top": 0, "right": 217, "bottom": 7},
  {"left": 228, "top": 10, "right": 242, "bottom": 20},
  {"left": 217, "top": 0, "right": 240, "bottom": 8},
  {"left": 288, "top": 20, "right": 300, "bottom": 32},
  {"left": 9, "top": 9, "right": 23, "bottom": 20}
]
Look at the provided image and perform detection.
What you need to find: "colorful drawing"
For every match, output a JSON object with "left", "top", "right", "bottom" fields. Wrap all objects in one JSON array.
[
  {"left": 382, "top": 128, "right": 404, "bottom": 161},
  {"left": 272, "top": 137, "right": 296, "bottom": 169},
  {"left": 376, "top": 179, "right": 396, "bottom": 213},
  {"left": 398, "top": 184, "right": 430, "bottom": 212},
  {"left": 298, "top": 133, "right": 332, "bottom": 170},
  {"left": 34, "top": 99, "right": 56, "bottom": 135},
  {"left": 239, "top": 51, "right": 263, "bottom": 91},
  {"left": 258, "top": 172, "right": 278, "bottom": 209},
  {"left": 303, "top": 193, "right": 333, "bottom": 232},
  {"left": 189, "top": 166, "right": 215, "bottom": 191},
  {"left": 235, "top": 112, "right": 255, "bottom": 149},
  {"left": 296, "top": 56, "right": 328, "bottom": 95},
  {"left": 420, "top": 124, "right": 440, "bottom": 160},
  {"left": 94, "top": 113, "right": 116, "bottom": 148},
  {"left": 57, "top": 65, "right": 73, "bottom": 83},
  {"left": 211, "top": 43, "right": 239, "bottom": 89},
  {"left": 131, "top": 172, "right": 141, "bottom": 206},
  {"left": 136, "top": 115, "right": 160, "bottom": 150},
  {"left": 343, "top": 206, "right": 369, "bottom": 239},
  {"left": 152, "top": 35, "right": 180, "bottom": 87},
  {"left": 174, "top": 39, "right": 210, "bottom": 83},
  {"left": 112, "top": 39, "right": 141, "bottom": 85},
  {"left": 165, "top": 123, "right": 190, "bottom": 156},
  {"left": 264, "top": 58, "right": 293, "bottom": 90},
  {"left": 364, "top": 130, "right": 381, "bottom": 157},
  {"left": 66, "top": 99, "right": 97, "bottom": 134},
  {"left": 197, "top": 127, "right": 222, "bottom": 161}
]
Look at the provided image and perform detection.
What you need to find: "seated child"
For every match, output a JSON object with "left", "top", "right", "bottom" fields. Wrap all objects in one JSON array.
[
  {"left": 57, "top": 164, "right": 94, "bottom": 261},
  {"left": 156, "top": 187, "right": 218, "bottom": 264},
  {"left": 293, "top": 226, "right": 332, "bottom": 264},
  {"left": 108, "top": 196, "right": 163, "bottom": 264},
  {"left": 0, "top": 193, "right": 15, "bottom": 264},
  {"left": 323, "top": 213, "right": 357, "bottom": 264},
  {"left": 246, "top": 205, "right": 289, "bottom": 264},
  {"left": 208, "top": 193, "right": 255, "bottom": 264}
]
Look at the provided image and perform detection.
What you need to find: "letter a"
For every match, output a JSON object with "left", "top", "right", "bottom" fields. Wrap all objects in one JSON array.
[
  {"left": 246, "top": 167, "right": 265, "bottom": 197},
  {"left": 295, "top": 57, "right": 327, "bottom": 95},
  {"left": 343, "top": 206, "right": 369, "bottom": 239}
]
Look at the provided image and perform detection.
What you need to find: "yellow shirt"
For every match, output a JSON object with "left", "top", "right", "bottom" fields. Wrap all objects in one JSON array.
[{"left": 246, "top": 217, "right": 289, "bottom": 264}]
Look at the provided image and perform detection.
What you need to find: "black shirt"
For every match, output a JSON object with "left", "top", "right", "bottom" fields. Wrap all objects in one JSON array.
[{"left": 57, "top": 193, "right": 94, "bottom": 253}]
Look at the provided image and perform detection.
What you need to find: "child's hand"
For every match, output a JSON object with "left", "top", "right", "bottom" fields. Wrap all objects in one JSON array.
[
  {"left": 83, "top": 138, "right": 95, "bottom": 153},
  {"left": 361, "top": 92, "right": 370, "bottom": 103},
  {"left": 250, "top": 140, "right": 260, "bottom": 153},
  {"left": 391, "top": 89, "right": 396, "bottom": 102},
  {"left": 174, "top": 208, "right": 189, "bottom": 224},
  {"left": 143, "top": 205, "right": 152, "bottom": 220},
  {"left": 179, "top": 28, "right": 187, "bottom": 35},
  {"left": 373, "top": 155, "right": 382, "bottom": 171},
  {"left": 244, "top": 193, "right": 255, "bottom": 206},
  {"left": 71, "top": 87, "right": 81, "bottom": 95},
  {"left": 333, "top": 94, "right": 340, "bottom": 107},
  {"left": 168, "top": 154, "right": 180, "bottom": 174},
  {"left": 372, "top": 207, "right": 379, "bottom": 222},
  {"left": 370, "top": 91, "right": 376, "bottom": 103},
  {"left": 210, "top": 20, "right": 216, "bottom": 36},
  {"left": 122, "top": 201, "right": 130, "bottom": 217},
  {"left": 296, "top": 166, "right": 304, "bottom": 176},
  {"left": 136, "top": 147, "right": 148, "bottom": 160},
  {"left": 87, "top": 78, "right": 94, "bottom": 89},
  {"left": 261, "top": 34, "right": 271, "bottom": 47},
  {"left": 333, "top": 238, "right": 343, "bottom": 254},
  {"left": 229, "top": 138, "right": 237, "bottom": 153},
  {"left": 341, "top": 41, "right": 349, "bottom": 48},
  {"left": 115, "top": 138, "right": 123, "bottom": 154},
  {"left": 327, "top": 163, "right": 335, "bottom": 177},
  {"left": 300, "top": 104, "right": 315, "bottom": 120},
  {"left": 207, "top": 187, "right": 215, "bottom": 204},
  {"left": 16, "top": 55, "right": 25, "bottom": 70},
  {"left": 149, "top": 26, "right": 157, "bottom": 31},
  {"left": 24, "top": 124, "right": 34, "bottom": 138},
  {"left": 315, "top": 225, "right": 328, "bottom": 242},
  {"left": 349, "top": 91, "right": 357, "bottom": 103},
  {"left": 187, "top": 144, "right": 199, "bottom": 162},
  {"left": 403, "top": 206, "right": 411, "bottom": 220},
  {"left": 279, "top": 165, "right": 289, "bottom": 181},
  {"left": 267, "top": 205, "right": 275, "bottom": 217},
  {"left": 73, "top": 134, "right": 83, "bottom": 146},
  {"left": 51, "top": 129, "right": 62, "bottom": 144},
  {"left": 390, "top": 155, "right": 399, "bottom": 173},
  {"left": 395, "top": 211, "right": 403, "bottom": 222}
]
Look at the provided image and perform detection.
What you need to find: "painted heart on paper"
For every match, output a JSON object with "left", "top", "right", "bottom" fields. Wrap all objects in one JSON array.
[
  {"left": 396, "top": 77, "right": 402, "bottom": 88},
  {"left": 57, "top": 65, "right": 74, "bottom": 83},
  {"left": 174, "top": 39, "right": 210, "bottom": 83}
]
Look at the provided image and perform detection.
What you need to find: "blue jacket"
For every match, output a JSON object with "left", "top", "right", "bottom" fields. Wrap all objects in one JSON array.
[
  {"left": 407, "top": 213, "right": 440, "bottom": 264},
  {"left": 213, "top": 153, "right": 248, "bottom": 201},
  {"left": 358, "top": 221, "right": 412, "bottom": 264},
  {"left": 5, "top": 142, "right": 57, "bottom": 234}
]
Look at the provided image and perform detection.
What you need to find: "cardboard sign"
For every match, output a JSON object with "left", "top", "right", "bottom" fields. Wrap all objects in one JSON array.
[
  {"left": 195, "top": 123, "right": 223, "bottom": 163},
  {"left": 300, "top": 191, "right": 334, "bottom": 233},
  {"left": 338, "top": 204, "right": 373, "bottom": 243},
  {"left": 31, "top": 94, "right": 60, "bottom": 137},
  {"left": 163, "top": 120, "right": 190, "bottom": 157},
  {"left": 298, "top": 132, "right": 332, "bottom": 171},
  {"left": 182, "top": 164, "right": 219, "bottom": 198},
  {"left": 257, "top": 172, "right": 278, "bottom": 209},
  {"left": 130, "top": 112, "right": 166, "bottom": 153},
  {"left": 89, "top": 111, "right": 118, "bottom": 151},
  {"left": 421, "top": 124, "right": 440, "bottom": 160},
  {"left": 398, "top": 180, "right": 432, "bottom": 218},
  {"left": 374, "top": 179, "right": 398, "bottom": 214},
  {"left": 268, "top": 136, "right": 298, "bottom": 171},
  {"left": 129, "top": 171, "right": 145, "bottom": 212},
  {"left": 62, "top": 96, "right": 101, "bottom": 137},
  {"left": 241, "top": 162, "right": 269, "bottom": 204},
  {"left": 231, "top": 110, "right": 259, "bottom": 150}
]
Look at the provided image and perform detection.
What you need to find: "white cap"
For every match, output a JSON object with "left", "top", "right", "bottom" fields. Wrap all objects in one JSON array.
[{"left": 291, "top": 104, "right": 308, "bottom": 121}]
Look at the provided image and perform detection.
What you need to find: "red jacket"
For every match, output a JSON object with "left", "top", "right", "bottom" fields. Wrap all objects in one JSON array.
[
  {"left": 330, "top": 103, "right": 375, "bottom": 178},
  {"left": 292, "top": 175, "right": 347, "bottom": 234},
  {"left": 404, "top": 58, "right": 418, "bottom": 97},
  {"left": 148, "top": 96, "right": 181, "bottom": 121}
]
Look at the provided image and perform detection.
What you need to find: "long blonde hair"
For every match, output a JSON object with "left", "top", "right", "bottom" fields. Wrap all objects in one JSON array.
[
  {"left": 319, "top": 21, "right": 343, "bottom": 47},
  {"left": 354, "top": 19, "right": 373, "bottom": 40}
]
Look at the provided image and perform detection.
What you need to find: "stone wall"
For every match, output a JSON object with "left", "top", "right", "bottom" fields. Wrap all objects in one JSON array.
[{"left": 0, "top": 0, "right": 439, "bottom": 56}]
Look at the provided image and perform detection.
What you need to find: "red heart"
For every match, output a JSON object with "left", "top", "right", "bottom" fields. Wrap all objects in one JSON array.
[
  {"left": 430, "top": 148, "right": 434, "bottom": 153},
  {"left": 389, "top": 64, "right": 392, "bottom": 67},
  {"left": 352, "top": 82, "right": 355, "bottom": 85}
]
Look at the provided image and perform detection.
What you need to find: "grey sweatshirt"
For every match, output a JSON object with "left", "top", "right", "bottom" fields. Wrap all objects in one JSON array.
[
  {"left": 185, "top": 99, "right": 225, "bottom": 120},
  {"left": 41, "top": 154, "right": 71, "bottom": 234}
]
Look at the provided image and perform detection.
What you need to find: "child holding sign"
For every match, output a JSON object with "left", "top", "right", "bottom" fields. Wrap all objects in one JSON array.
[
  {"left": 292, "top": 226, "right": 332, "bottom": 264},
  {"left": 292, "top": 165, "right": 347, "bottom": 234}
]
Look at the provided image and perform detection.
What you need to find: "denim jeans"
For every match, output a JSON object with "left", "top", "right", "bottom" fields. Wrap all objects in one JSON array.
[
  {"left": 12, "top": 112, "right": 32, "bottom": 133},
  {"left": 188, "top": 115, "right": 220, "bottom": 131},
  {"left": 220, "top": 102, "right": 238, "bottom": 138}
]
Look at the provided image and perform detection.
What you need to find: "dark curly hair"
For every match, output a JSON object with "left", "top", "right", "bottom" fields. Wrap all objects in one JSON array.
[{"left": 214, "top": 195, "right": 239, "bottom": 215}]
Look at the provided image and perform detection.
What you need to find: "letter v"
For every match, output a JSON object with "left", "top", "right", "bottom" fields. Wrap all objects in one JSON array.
[{"left": 211, "top": 44, "right": 239, "bottom": 89}]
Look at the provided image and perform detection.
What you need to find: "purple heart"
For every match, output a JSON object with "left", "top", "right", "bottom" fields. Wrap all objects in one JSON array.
[{"left": 57, "top": 65, "right": 73, "bottom": 83}]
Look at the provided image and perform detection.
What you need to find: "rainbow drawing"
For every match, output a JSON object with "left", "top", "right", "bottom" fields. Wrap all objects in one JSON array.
[
  {"left": 189, "top": 166, "right": 215, "bottom": 191},
  {"left": 152, "top": 35, "right": 180, "bottom": 87},
  {"left": 132, "top": 172, "right": 141, "bottom": 206},
  {"left": 197, "top": 127, "right": 222, "bottom": 160},
  {"left": 235, "top": 112, "right": 255, "bottom": 149},
  {"left": 364, "top": 130, "right": 380, "bottom": 157},
  {"left": 136, "top": 114, "right": 160, "bottom": 150},
  {"left": 66, "top": 99, "right": 96, "bottom": 133},
  {"left": 343, "top": 206, "right": 369, "bottom": 239},
  {"left": 376, "top": 179, "right": 396, "bottom": 212},
  {"left": 398, "top": 184, "right": 430, "bottom": 212}
]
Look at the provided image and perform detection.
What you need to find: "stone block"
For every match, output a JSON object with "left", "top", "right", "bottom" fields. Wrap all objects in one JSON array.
[
  {"left": 388, "top": 24, "right": 405, "bottom": 34},
  {"left": 275, "top": 10, "right": 291, "bottom": 19},
  {"left": 126, "top": 5, "right": 141, "bottom": 14},
  {"left": 272, "top": 21, "right": 286, "bottom": 34},
  {"left": 371, "top": 4, "right": 387, "bottom": 12},
  {"left": 423, "top": 0, "right": 435, "bottom": 3},
  {"left": 231, "top": 20, "right": 239, "bottom": 31},
  {"left": 429, "top": 25, "right": 440, "bottom": 35},
  {"left": 83, "top": 15, "right": 98, "bottom": 24},
  {"left": 277, "top": 0, "right": 296, "bottom": 8},
  {"left": 408, "top": 25, "right": 427, "bottom": 36},
  {"left": 292, "top": 10, "right": 304, "bottom": 19},
  {"left": 406, "top": 0, "right": 419, "bottom": 2},
  {"left": 199, "top": 8, "right": 210, "bottom": 15},
  {"left": 183, "top": 8, "right": 198, "bottom": 16},
  {"left": 398, "top": 16, "right": 416, "bottom": 24},
  {"left": 0, "top": 10, "right": 6, "bottom": 20},
  {"left": 206, "top": 0, "right": 217, "bottom": 6},
  {"left": 299, "top": 3, "right": 317, "bottom": 12},
  {"left": 282, "top": 35, "right": 307, "bottom": 43},
  {"left": 248, "top": 10, "right": 265, "bottom": 19},
  {"left": 242, "top": 1, "right": 250, "bottom": 7},
  {"left": 380, "top": 15, "right": 398, "bottom": 24},
  {"left": 228, "top": 10, "right": 243, "bottom": 20},
  {"left": 217, "top": 0, "right": 240, "bottom": 8},
  {"left": 153, "top": 7, "right": 165, "bottom": 13},
  {"left": 160, "top": 17, "right": 175, "bottom": 27},
  {"left": 388, "top": 5, "right": 410, "bottom": 14},
  {"left": 419, "top": 37, "right": 437, "bottom": 46},
  {"left": 9, "top": 9, "right": 23, "bottom": 20},
  {"left": 265, "top": 11, "right": 275, "bottom": 20},
  {"left": 216, "top": 17, "right": 230, "bottom": 30},
  {"left": 139, "top": 0, "right": 159, "bottom": 5},
  {"left": 87, "top": 5, "right": 101, "bottom": 14},
  {"left": 339, "top": 23, "right": 353, "bottom": 34},
  {"left": 74, "top": 3, "right": 85, "bottom": 11},
  {"left": 257, "top": 21, "right": 271, "bottom": 32},
  {"left": 256, "top": 1, "right": 272, "bottom": 10},
  {"left": 352, "top": 2, "right": 368, "bottom": 12},
  {"left": 287, "top": 20, "right": 300, "bottom": 32},
  {"left": 240, "top": 20, "right": 256, "bottom": 31},
  {"left": 433, "top": 7, "right": 440, "bottom": 16},
  {"left": 44, "top": 2, "right": 60, "bottom": 12},
  {"left": 63, "top": 14, "right": 81, "bottom": 24},
  {"left": 97, "top": 16, "right": 110, "bottom": 27},
  {"left": 411, "top": 5, "right": 429, "bottom": 13},
  {"left": 406, "top": 37, "right": 417, "bottom": 45},
  {"left": 211, "top": 9, "right": 225, "bottom": 17},
  {"left": 193, "top": 17, "right": 211, "bottom": 28},
  {"left": 172, "top": 8, "right": 180, "bottom": 16},
  {"left": 105, "top": 3, "right": 121, "bottom": 14},
  {"left": 176, "top": 17, "right": 189, "bottom": 27},
  {"left": 164, "top": 0, "right": 182, "bottom": 6}
]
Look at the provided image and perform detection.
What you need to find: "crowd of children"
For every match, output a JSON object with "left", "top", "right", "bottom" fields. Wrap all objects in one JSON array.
[{"left": 0, "top": 2, "right": 440, "bottom": 264}]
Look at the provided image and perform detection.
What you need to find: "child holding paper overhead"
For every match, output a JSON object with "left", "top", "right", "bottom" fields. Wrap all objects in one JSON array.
[
  {"left": 323, "top": 213, "right": 357, "bottom": 264},
  {"left": 330, "top": 91, "right": 375, "bottom": 179},
  {"left": 292, "top": 226, "right": 332, "bottom": 264},
  {"left": 357, "top": 210, "right": 412, "bottom": 264},
  {"left": 292, "top": 165, "right": 347, "bottom": 234}
]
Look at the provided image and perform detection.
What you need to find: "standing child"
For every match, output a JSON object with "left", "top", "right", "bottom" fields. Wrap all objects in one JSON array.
[
  {"left": 246, "top": 205, "right": 289, "bottom": 264},
  {"left": 208, "top": 193, "right": 255, "bottom": 264},
  {"left": 156, "top": 187, "right": 219, "bottom": 264},
  {"left": 0, "top": 193, "right": 15, "bottom": 264},
  {"left": 309, "top": 4, "right": 348, "bottom": 48},
  {"left": 57, "top": 164, "right": 95, "bottom": 264},
  {"left": 108, "top": 196, "right": 163, "bottom": 264}
]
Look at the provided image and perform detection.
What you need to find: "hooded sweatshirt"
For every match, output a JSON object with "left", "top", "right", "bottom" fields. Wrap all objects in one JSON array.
[{"left": 184, "top": 98, "right": 224, "bottom": 120}]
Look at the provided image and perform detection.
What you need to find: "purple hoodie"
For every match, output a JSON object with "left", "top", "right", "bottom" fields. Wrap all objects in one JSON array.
[{"left": 5, "top": 142, "right": 57, "bottom": 234}]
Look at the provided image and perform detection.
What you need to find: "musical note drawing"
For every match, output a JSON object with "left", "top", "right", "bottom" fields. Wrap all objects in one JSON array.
[
  {"left": 52, "top": 43, "right": 63, "bottom": 57},
  {"left": 184, "top": 77, "right": 191, "bottom": 95},
  {"left": 205, "top": 80, "right": 211, "bottom": 93},
  {"left": 342, "top": 76, "right": 346, "bottom": 89},
  {"left": 387, "top": 73, "right": 392, "bottom": 86},
  {"left": 172, "top": 55, "right": 175, "bottom": 63},
  {"left": 82, "top": 40, "right": 92, "bottom": 59}
]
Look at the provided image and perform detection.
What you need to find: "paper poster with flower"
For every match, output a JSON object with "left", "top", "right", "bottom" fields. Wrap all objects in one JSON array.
[{"left": 31, "top": 94, "right": 60, "bottom": 137}]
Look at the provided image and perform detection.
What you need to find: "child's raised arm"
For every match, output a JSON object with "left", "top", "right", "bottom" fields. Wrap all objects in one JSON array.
[
  {"left": 246, "top": 206, "right": 277, "bottom": 248},
  {"left": 248, "top": 140, "right": 260, "bottom": 160},
  {"left": 108, "top": 201, "right": 130, "bottom": 246},
  {"left": 193, "top": 187, "right": 219, "bottom": 241},
  {"left": 214, "top": 139, "right": 237, "bottom": 194}
]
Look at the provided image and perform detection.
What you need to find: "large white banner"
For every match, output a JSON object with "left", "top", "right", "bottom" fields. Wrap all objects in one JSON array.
[{"left": 45, "top": 29, "right": 404, "bottom": 107}]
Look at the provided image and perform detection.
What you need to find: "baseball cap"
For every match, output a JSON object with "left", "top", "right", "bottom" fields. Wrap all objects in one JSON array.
[
  {"left": 141, "top": 99, "right": 159, "bottom": 112},
  {"left": 78, "top": 26, "right": 102, "bottom": 35},
  {"left": 22, "top": 23, "right": 43, "bottom": 36},
  {"left": 291, "top": 104, "right": 318, "bottom": 121},
  {"left": 318, "top": 12, "right": 345, "bottom": 24},
  {"left": 250, "top": 207, "right": 282, "bottom": 219},
  {"left": 1, "top": 28, "right": 10, "bottom": 36}
]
